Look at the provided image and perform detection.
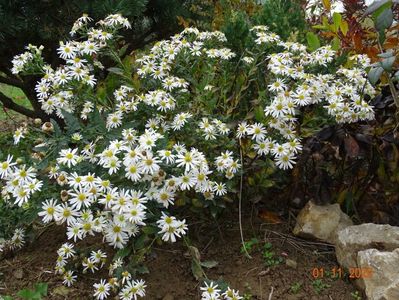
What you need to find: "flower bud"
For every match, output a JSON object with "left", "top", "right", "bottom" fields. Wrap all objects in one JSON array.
[
  {"left": 42, "top": 122, "right": 54, "bottom": 133},
  {"left": 57, "top": 174, "right": 67, "bottom": 186},
  {"left": 35, "top": 138, "right": 44, "bottom": 145},
  {"left": 60, "top": 190, "right": 69, "bottom": 202},
  {"left": 34, "top": 118, "right": 42, "bottom": 126},
  {"left": 31, "top": 153, "right": 42, "bottom": 160}
]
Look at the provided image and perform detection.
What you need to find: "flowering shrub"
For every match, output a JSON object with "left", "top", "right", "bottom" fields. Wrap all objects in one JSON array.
[{"left": 0, "top": 12, "right": 376, "bottom": 299}]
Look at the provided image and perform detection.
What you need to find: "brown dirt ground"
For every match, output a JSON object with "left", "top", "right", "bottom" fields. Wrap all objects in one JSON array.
[{"left": 0, "top": 207, "right": 361, "bottom": 300}]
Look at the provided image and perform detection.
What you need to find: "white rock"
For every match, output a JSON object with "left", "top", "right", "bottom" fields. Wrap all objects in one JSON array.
[
  {"left": 335, "top": 223, "right": 399, "bottom": 270},
  {"left": 384, "top": 279, "right": 399, "bottom": 300},
  {"left": 293, "top": 201, "right": 353, "bottom": 244},
  {"left": 357, "top": 248, "right": 399, "bottom": 300}
]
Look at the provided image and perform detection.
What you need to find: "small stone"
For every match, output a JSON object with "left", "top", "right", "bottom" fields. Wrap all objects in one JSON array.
[
  {"left": 162, "top": 293, "right": 174, "bottom": 300},
  {"left": 13, "top": 269, "right": 23, "bottom": 279},
  {"left": 285, "top": 259, "right": 297, "bottom": 269},
  {"left": 293, "top": 201, "right": 353, "bottom": 244}
]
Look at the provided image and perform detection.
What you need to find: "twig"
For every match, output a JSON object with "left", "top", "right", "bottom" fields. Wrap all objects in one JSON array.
[
  {"left": 201, "top": 237, "right": 214, "bottom": 253},
  {"left": 268, "top": 286, "right": 274, "bottom": 300},
  {"left": 238, "top": 139, "right": 251, "bottom": 259},
  {"left": 244, "top": 267, "right": 259, "bottom": 277}
]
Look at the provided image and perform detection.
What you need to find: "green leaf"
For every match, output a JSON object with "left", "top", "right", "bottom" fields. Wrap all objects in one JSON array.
[
  {"left": 378, "top": 29, "right": 386, "bottom": 44},
  {"left": 134, "top": 234, "right": 147, "bottom": 250},
  {"left": 32, "top": 144, "right": 48, "bottom": 152},
  {"left": 191, "top": 259, "right": 204, "bottom": 280},
  {"left": 375, "top": 8, "right": 393, "bottom": 31},
  {"left": 254, "top": 106, "right": 264, "bottom": 122},
  {"left": 118, "top": 44, "right": 130, "bottom": 57},
  {"left": 36, "top": 156, "right": 50, "bottom": 170},
  {"left": 136, "top": 265, "right": 149, "bottom": 274},
  {"left": 331, "top": 37, "right": 340, "bottom": 51},
  {"left": 368, "top": 66, "right": 384, "bottom": 85},
  {"left": 340, "top": 20, "right": 349, "bottom": 36},
  {"left": 312, "top": 25, "right": 328, "bottom": 30},
  {"left": 322, "top": 0, "right": 331, "bottom": 10},
  {"left": 17, "top": 289, "right": 38, "bottom": 300},
  {"left": 322, "top": 16, "right": 329, "bottom": 27},
  {"left": 369, "top": 0, "right": 393, "bottom": 17},
  {"left": 50, "top": 119, "right": 62, "bottom": 137},
  {"left": 107, "top": 67, "right": 125, "bottom": 76},
  {"left": 191, "top": 198, "right": 203, "bottom": 208},
  {"left": 306, "top": 32, "right": 320, "bottom": 51},
  {"left": 188, "top": 246, "right": 201, "bottom": 261},
  {"left": 115, "top": 247, "right": 131, "bottom": 259},
  {"left": 141, "top": 226, "right": 158, "bottom": 235},
  {"left": 381, "top": 56, "right": 396, "bottom": 71},
  {"left": 200, "top": 260, "right": 219, "bottom": 269},
  {"left": 34, "top": 283, "right": 47, "bottom": 296},
  {"left": 333, "top": 12, "right": 342, "bottom": 32},
  {"left": 378, "top": 50, "right": 394, "bottom": 58},
  {"left": 2, "top": 296, "right": 14, "bottom": 300},
  {"left": 88, "top": 106, "right": 106, "bottom": 134},
  {"left": 61, "top": 109, "right": 80, "bottom": 133}
]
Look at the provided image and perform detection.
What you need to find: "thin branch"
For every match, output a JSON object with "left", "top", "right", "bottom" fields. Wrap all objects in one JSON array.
[
  {"left": 0, "top": 91, "right": 37, "bottom": 119},
  {"left": 268, "top": 286, "right": 274, "bottom": 300},
  {"left": 0, "top": 75, "right": 24, "bottom": 89}
]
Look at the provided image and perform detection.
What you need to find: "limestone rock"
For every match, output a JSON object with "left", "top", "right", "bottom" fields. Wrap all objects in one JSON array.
[
  {"left": 384, "top": 280, "right": 399, "bottom": 300},
  {"left": 293, "top": 201, "right": 353, "bottom": 244},
  {"left": 335, "top": 223, "right": 399, "bottom": 270},
  {"left": 357, "top": 248, "right": 399, "bottom": 300}
]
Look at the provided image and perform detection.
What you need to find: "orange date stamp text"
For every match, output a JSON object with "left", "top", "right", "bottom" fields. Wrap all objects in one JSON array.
[{"left": 311, "top": 267, "right": 373, "bottom": 279}]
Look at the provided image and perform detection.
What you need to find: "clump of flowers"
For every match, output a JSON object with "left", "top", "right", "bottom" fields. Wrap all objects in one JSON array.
[
  {"left": 0, "top": 228, "right": 25, "bottom": 252},
  {"left": 201, "top": 282, "right": 242, "bottom": 300},
  {"left": 240, "top": 25, "right": 375, "bottom": 170},
  {"left": 2, "top": 12, "right": 376, "bottom": 298},
  {"left": 4, "top": 14, "right": 241, "bottom": 299},
  {"left": 11, "top": 44, "right": 44, "bottom": 75}
]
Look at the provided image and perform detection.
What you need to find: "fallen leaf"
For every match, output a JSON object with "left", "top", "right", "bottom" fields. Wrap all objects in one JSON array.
[
  {"left": 200, "top": 260, "right": 219, "bottom": 269},
  {"left": 258, "top": 209, "right": 283, "bottom": 224},
  {"left": 344, "top": 135, "right": 360, "bottom": 157},
  {"left": 52, "top": 286, "right": 71, "bottom": 297}
]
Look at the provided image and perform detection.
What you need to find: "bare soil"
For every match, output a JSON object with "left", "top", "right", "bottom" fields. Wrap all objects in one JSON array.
[{"left": 0, "top": 207, "right": 360, "bottom": 300}]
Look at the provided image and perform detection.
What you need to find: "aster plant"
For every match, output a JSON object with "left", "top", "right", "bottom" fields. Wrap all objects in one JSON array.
[{"left": 0, "top": 13, "right": 375, "bottom": 299}]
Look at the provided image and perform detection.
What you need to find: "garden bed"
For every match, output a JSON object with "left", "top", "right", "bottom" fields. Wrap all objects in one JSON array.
[{"left": 0, "top": 210, "right": 358, "bottom": 299}]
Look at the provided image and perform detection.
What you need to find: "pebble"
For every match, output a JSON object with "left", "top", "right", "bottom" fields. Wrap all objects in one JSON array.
[
  {"left": 13, "top": 269, "right": 23, "bottom": 279},
  {"left": 235, "top": 259, "right": 242, "bottom": 266},
  {"left": 163, "top": 293, "right": 174, "bottom": 300},
  {"left": 285, "top": 258, "right": 298, "bottom": 269}
]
